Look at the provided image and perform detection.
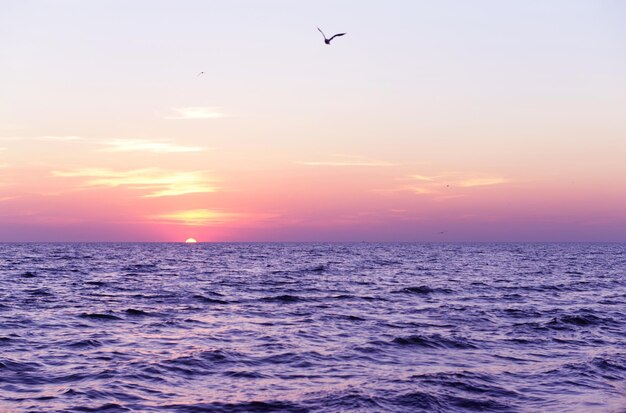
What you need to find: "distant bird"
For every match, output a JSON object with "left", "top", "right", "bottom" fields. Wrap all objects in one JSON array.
[
  {"left": 197, "top": 72, "right": 204, "bottom": 77},
  {"left": 317, "top": 27, "right": 346, "bottom": 45}
]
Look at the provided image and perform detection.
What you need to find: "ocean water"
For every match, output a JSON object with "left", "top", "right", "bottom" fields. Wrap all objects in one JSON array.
[{"left": 1, "top": 243, "right": 625, "bottom": 413}]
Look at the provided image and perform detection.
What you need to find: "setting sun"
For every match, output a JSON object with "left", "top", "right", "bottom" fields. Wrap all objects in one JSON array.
[{"left": 184, "top": 238, "right": 197, "bottom": 243}]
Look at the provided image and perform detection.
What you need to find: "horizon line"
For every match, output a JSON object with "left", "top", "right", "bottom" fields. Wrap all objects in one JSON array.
[{"left": 0, "top": 240, "right": 624, "bottom": 244}]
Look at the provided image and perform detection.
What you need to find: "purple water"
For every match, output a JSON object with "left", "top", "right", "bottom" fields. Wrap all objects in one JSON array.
[{"left": 1, "top": 243, "right": 625, "bottom": 412}]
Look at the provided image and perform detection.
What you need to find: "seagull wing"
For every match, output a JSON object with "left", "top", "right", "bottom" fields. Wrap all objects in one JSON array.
[
  {"left": 328, "top": 33, "right": 346, "bottom": 42},
  {"left": 316, "top": 26, "right": 327, "bottom": 39}
]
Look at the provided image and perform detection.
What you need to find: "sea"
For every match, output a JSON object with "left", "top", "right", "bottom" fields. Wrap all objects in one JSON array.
[{"left": 0, "top": 243, "right": 625, "bottom": 412}]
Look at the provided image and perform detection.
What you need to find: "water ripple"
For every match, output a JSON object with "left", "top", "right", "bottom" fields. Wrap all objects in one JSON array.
[{"left": 1, "top": 242, "right": 626, "bottom": 412}]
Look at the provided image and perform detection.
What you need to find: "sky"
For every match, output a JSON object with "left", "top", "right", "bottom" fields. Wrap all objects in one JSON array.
[{"left": 1, "top": 0, "right": 625, "bottom": 242}]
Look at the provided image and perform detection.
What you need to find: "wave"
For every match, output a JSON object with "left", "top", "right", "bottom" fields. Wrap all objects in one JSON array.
[
  {"left": 394, "top": 285, "right": 452, "bottom": 295},
  {"left": 0, "top": 359, "right": 41, "bottom": 372},
  {"left": 84, "top": 280, "right": 108, "bottom": 287},
  {"left": 260, "top": 294, "right": 306, "bottom": 303},
  {"left": 389, "top": 391, "right": 444, "bottom": 411},
  {"left": 151, "top": 350, "right": 246, "bottom": 377},
  {"left": 271, "top": 264, "right": 328, "bottom": 276},
  {"left": 78, "top": 313, "right": 123, "bottom": 321},
  {"left": 66, "top": 339, "right": 103, "bottom": 348},
  {"left": 0, "top": 337, "right": 15, "bottom": 346},
  {"left": 193, "top": 294, "right": 229, "bottom": 304},
  {"left": 164, "top": 400, "right": 308, "bottom": 413},
  {"left": 397, "top": 285, "right": 435, "bottom": 294},
  {"left": 547, "top": 312, "right": 617, "bottom": 328},
  {"left": 124, "top": 308, "right": 156, "bottom": 316},
  {"left": 303, "top": 389, "right": 383, "bottom": 411},
  {"left": 392, "top": 334, "right": 478, "bottom": 349},
  {"left": 66, "top": 403, "right": 130, "bottom": 412},
  {"left": 26, "top": 288, "right": 53, "bottom": 296}
]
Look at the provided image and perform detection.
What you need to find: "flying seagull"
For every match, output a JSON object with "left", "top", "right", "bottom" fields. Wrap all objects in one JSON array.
[
  {"left": 317, "top": 27, "right": 346, "bottom": 45},
  {"left": 197, "top": 72, "right": 204, "bottom": 77}
]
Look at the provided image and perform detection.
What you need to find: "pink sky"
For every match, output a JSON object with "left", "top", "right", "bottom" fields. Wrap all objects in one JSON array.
[{"left": 1, "top": 1, "right": 625, "bottom": 241}]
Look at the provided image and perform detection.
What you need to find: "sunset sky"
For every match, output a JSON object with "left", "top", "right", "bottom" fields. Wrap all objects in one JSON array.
[{"left": 1, "top": 0, "right": 625, "bottom": 241}]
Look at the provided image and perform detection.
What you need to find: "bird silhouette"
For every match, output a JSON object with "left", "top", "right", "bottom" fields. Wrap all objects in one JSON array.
[{"left": 317, "top": 27, "right": 346, "bottom": 45}]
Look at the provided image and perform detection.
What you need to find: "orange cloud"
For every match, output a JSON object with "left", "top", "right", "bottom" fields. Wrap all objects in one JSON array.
[
  {"left": 152, "top": 209, "right": 239, "bottom": 226},
  {"left": 412, "top": 187, "right": 435, "bottom": 194},
  {"left": 53, "top": 168, "right": 217, "bottom": 197},
  {"left": 152, "top": 209, "right": 279, "bottom": 226},
  {"left": 100, "top": 139, "right": 208, "bottom": 153},
  {"left": 459, "top": 177, "right": 507, "bottom": 187},
  {"left": 411, "top": 174, "right": 437, "bottom": 181}
]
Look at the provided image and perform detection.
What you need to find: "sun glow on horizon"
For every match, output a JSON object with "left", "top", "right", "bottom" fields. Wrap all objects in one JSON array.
[{"left": 185, "top": 238, "right": 197, "bottom": 243}]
